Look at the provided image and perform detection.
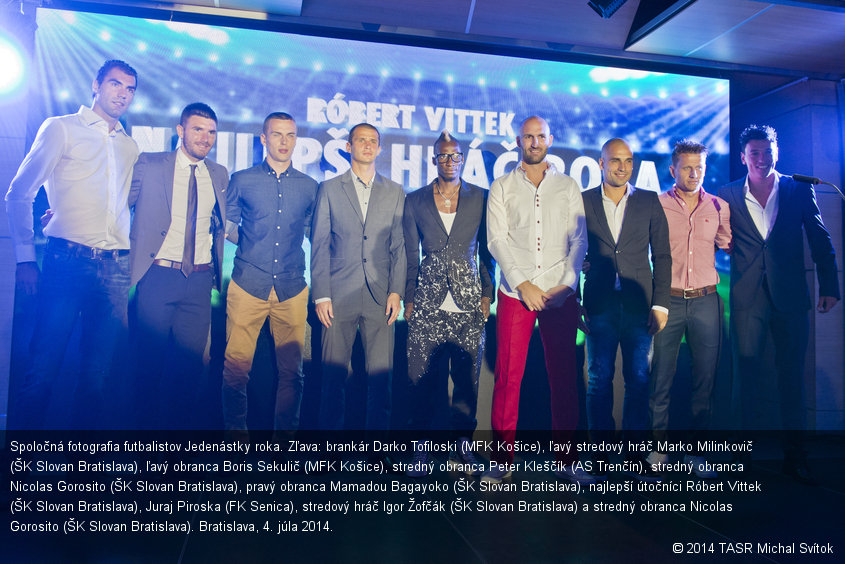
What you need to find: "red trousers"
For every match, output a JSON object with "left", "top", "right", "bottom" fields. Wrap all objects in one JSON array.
[{"left": 491, "top": 290, "right": 578, "bottom": 463}]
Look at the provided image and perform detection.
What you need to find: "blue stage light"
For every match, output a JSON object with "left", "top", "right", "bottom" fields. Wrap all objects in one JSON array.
[{"left": 0, "top": 35, "right": 26, "bottom": 96}]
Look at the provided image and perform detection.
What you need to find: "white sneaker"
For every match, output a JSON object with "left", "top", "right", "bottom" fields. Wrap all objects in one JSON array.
[
  {"left": 685, "top": 455, "right": 717, "bottom": 479},
  {"left": 554, "top": 466, "right": 597, "bottom": 485},
  {"left": 406, "top": 441, "right": 431, "bottom": 478},
  {"left": 480, "top": 466, "right": 512, "bottom": 483},
  {"left": 447, "top": 437, "right": 484, "bottom": 477}
]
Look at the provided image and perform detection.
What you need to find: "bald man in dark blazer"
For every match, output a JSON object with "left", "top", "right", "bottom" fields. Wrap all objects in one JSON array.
[{"left": 582, "top": 138, "right": 671, "bottom": 481}]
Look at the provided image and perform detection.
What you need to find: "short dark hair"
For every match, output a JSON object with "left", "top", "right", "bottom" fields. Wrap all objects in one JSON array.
[
  {"left": 739, "top": 125, "right": 777, "bottom": 151},
  {"left": 349, "top": 122, "right": 380, "bottom": 145},
  {"left": 263, "top": 112, "right": 295, "bottom": 133},
  {"left": 433, "top": 130, "right": 461, "bottom": 154},
  {"left": 671, "top": 139, "right": 708, "bottom": 166},
  {"left": 180, "top": 102, "right": 218, "bottom": 126},
  {"left": 95, "top": 60, "right": 138, "bottom": 88}
]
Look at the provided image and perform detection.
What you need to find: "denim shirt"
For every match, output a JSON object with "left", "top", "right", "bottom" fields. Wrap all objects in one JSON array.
[{"left": 227, "top": 160, "right": 318, "bottom": 301}]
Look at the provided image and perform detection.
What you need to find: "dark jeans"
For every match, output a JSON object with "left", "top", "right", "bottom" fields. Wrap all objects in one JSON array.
[
  {"left": 732, "top": 281, "right": 809, "bottom": 443},
  {"left": 650, "top": 293, "right": 722, "bottom": 445},
  {"left": 586, "top": 297, "right": 652, "bottom": 438},
  {"left": 134, "top": 265, "right": 213, "bottom": 430},
  {"left": 12, "top": 238, "right": 130, "bottom": 429}
]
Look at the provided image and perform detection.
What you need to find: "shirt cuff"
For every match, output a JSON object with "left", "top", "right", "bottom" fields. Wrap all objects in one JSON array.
[
  {"left": 315, "top": 297, "right": 331, "bottom": 304},
  {"left": 651, "top": 305, "right": 669, "bottom": 315},
  {"left": 16, "top": 245, "right": 37, "bottom": 264}
]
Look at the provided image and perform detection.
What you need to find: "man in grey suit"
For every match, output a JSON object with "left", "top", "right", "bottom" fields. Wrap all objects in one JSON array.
[
  {"left": 311, "top": 123, "right": 406, "bottom": 431},
  {"left": 582, "top": 137, "right": 671, "bottom": 481},
  {"left": 129, "top": 102, "right": 227, "bottom": 429}
]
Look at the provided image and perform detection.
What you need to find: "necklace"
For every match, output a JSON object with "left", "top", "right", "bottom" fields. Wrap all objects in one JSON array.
[{"left": 435, "top": 179, "right": 460, "bottom": 210}]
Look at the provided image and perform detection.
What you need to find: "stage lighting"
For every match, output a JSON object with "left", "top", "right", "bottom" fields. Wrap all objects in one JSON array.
[
  {"left": 0, "top": 35, "right": 26, "bottom": 96},
  {"left": 587, "top": 0, "right": 628, "bottom": 19}
]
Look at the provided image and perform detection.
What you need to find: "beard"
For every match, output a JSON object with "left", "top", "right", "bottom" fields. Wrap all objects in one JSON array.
[{"left": 522, "top": 147, "right": 548, "bottom": 165}]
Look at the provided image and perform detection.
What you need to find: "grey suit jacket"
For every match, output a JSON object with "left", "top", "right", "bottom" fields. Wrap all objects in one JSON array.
[
  {"left": 403, "top": 181, "right": 494, "bottom": 311},
  {"left": 582, "top": 185, "right": 671, "bottom": 316},
  {"left": 719, "top": 173, "right": 839, "bottom": 312},
  {"left": 310, "top": 169, "right": 406, "bottom": 308},
  {"left": 128, "top": 150, "right": 228, "bottom": 290}
]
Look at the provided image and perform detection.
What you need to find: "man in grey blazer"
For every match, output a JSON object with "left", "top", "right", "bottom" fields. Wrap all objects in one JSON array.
[
  {"left": 311, "top": 123, "right": 406, "bottom": 431},
  {"left": 582, "top": 137, "right": 671, "bottom": 481},
  {"left": 719, "top": 124, "right": 839, "bottom": 484},
  {"left": 129, "top": 102, "right": 227, "bottom": 429}
]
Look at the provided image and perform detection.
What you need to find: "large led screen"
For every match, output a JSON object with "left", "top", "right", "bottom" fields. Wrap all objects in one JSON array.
[{"left": 33, "top": 9, "right": 730, "bottom": 195}]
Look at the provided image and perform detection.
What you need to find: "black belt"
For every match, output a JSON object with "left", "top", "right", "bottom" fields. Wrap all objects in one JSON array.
[
  {"left": 47, "top": 237, "right": 128, "bottom": 260},
  {"left": 670, "top": 285, "right": 718, "bottom": 299},
  {"left": 153, "top": 259, "right": 212, "bottom": 272}
]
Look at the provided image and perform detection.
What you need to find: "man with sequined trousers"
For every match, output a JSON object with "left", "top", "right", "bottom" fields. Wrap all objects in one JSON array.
[{"left": 402, "top": 131, "right": 495, "bottom": 476}]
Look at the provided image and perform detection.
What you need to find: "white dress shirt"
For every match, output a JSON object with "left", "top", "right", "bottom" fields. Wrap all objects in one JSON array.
[
  {"left": 601, "top": 183, "right": 634, "bottom": 291},
  {"left": 438, "top": 209, "right": 463, "bottom": 312},
  {"left": 744, "top": 173, "right": 779, "bottom": 239},
  {"left": 5, "top": 106, "right": 139, "bottom": 262},
  {"left": 601, "top": 182, "right": 669, "bottom": 314},
  {"left": 156, "top": 148, "right": 215, "bottom": 264},
  {"left": 487, "top": 162, "right": 587, "bottom": 299}
]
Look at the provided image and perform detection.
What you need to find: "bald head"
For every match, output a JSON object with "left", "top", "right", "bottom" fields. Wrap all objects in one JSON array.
[
  {"left": 599, "top": 138, "right": 634, "bottom": 189},
  {"left": 518, "top": 116, "right": 553, "bottom": 165}
]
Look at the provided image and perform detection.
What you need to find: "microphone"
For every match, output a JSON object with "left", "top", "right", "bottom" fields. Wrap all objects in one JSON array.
[
  {"left": 792, "top": 174, "right": 845, "bottom": 202},
  {"left": 792, "top": 174, "right": 821, "bottom": 185}
]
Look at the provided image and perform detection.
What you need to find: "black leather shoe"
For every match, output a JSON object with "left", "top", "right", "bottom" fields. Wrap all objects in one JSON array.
[{"left": 782, "top": 460, "right": 818, "bottom": 486}]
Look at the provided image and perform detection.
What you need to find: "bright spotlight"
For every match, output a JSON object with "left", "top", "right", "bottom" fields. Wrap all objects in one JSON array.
[{"left": 0, "top": 36, "right": 27, "bottom": 96}]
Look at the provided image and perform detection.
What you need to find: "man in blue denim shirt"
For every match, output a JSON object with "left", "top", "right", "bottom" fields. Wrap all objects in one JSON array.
[{"left": 222, "top": 112, "right": 318, "bottom": 437}]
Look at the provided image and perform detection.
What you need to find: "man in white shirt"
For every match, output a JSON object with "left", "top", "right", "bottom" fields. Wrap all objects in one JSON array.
[
  {"left": 484, "top": 115, "right": 592, "bottom": 484},
  {"left": 5, "top": 60, "right": 139, "bottom": 429}
]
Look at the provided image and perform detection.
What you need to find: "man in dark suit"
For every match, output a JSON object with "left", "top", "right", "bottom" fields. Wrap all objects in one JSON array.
[
  {"left": 582, "top": 137, "right": 671, "bottom": 481},
  {"left": 311, "top": 123, "right": 406, "bottom": 431},
  {"left": 129, "top": 102, "right": 228, "bottom": 429},
  {"left": 402, "top": 130, "right": 494, "bottom": 477},
  {"left": 719, "top": 124, "right": 839, "bottom": 484}
]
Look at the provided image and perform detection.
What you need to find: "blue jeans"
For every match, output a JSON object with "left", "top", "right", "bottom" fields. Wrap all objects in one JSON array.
[
  {"left": 12, "top": 238, "right": 130, "bottom": 429},
  {"left": 586, "top": 300, "right": 652, "bottom": 437}
]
